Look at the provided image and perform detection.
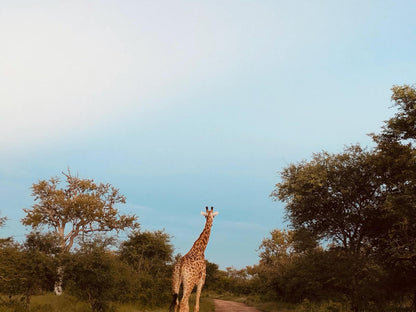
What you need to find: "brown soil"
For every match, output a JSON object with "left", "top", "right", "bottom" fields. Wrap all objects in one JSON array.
[{"left": 214, "top": 299, "right": 263, "bottom": 312}]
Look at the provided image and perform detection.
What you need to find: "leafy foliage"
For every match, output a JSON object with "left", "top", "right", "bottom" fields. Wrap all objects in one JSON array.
[
  {"left": 262, "top": 84, "right": 416, "bottom": 311},
  {"left": 22, "top": 170, "right": 138, "bottom": 251},
  {"left": 119, "top": 230, "right": 174, "bottom": 307},
  {"left": 272, "top": 145, "right": 382, "bottom": 254},
  {"left": 0, "top": 233, "right": 58, "bottom": 310},
  {"left": 64, "top": 238, "right": 136, "bottom": 312},
  {"left": 371, "top": 84, "right": 416, "bottom": 309},
  {"left": 21, "top": 170, "right": 139, "bottom": 295}
]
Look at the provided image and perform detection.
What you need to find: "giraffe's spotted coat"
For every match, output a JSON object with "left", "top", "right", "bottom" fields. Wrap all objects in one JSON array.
[{"left": 170, "top": 207, "right": 218, "bottom": 312}]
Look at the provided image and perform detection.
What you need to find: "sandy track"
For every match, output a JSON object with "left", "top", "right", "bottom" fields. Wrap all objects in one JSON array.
[{"left": 214, "top": 299, "right": 262, "bottom": 312}]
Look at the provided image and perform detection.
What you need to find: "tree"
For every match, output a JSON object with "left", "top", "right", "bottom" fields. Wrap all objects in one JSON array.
[
  {"left": 119, "top": 230, "right": 173, "bottom": 273},
  {"left": 0, "top": 215, "right": 12, "bottom": 246},
  {"left": 377, "top": 84, "right": 416, "bottom": 142},
  {"left": 271, "top": 146, "right": 387, "bottom": 311},
  {"left": 204, "top": 261, "right": 221, "bottom": 291},
  {"left": 0, "top": 233, "right": 59, "bottom": 310},
  {"left": 272, "top": 145, "right": 382, "bottom": 255},
  {"left": 65, "top": 237, "right": 136, "bottom": 312},
  {"left": 249, "top": 229, "right": 300, "bottom": 300},
  {"left": 22, "top": 170, "right": 138, "bottom": 294},
  {"left": 258, "top": 229, "right": 296, "bottom": 266},
  {"left": 371, "top": 84, "right": 416, "bottom": 310},
  {"left": 267, "top": 84, "right": 416, "bottom": 311},
  {"left": 119, "top": 230, "right": 174, "bottom": 307}
]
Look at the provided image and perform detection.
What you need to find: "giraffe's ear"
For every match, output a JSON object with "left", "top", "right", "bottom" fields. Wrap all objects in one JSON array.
[
  {"left": 201, "top": 211, "right": 208, "bottom": 216},
  {"left": 213, "top": 211, "right": 219, "bottom": 217}
]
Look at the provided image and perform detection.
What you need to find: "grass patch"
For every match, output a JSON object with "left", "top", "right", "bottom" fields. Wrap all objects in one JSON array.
[
  {"left": 253, "top": 301, "right": 298, "bottom": 312},
  {"left": 31, "top": 293, "right": 90, "bottom": 312},
  {"left": 0, "top": 293, "right": 90, "bottom": 312},
  {"left": 0, "top": 293, "right": 214, "bottom": 312}
]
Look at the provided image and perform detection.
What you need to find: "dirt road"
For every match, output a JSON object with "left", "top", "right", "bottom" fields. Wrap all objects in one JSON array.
[{"left": 214, "top": 299, "right": 262, "bottom": 312}]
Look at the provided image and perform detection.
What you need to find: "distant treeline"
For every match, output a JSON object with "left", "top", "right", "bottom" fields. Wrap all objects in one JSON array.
[{"left": 1, "top": 85, "right": 416, "bottom": 312}]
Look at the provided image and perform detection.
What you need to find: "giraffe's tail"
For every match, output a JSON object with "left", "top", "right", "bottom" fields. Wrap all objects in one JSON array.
[
  {"left": 169, "top": 293, "right": 178, "bottom": 312},
  {"left": 170, "top": 259, "right": 181, "bottom": 312}
]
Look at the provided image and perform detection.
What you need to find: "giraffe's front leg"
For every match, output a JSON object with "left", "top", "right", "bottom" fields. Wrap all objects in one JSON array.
[
  {"left": 195, "top": 271, "right": 206, "bottom": 312},
  {"left": 194, "top": 281, "right": 204, "bottom": 312}
]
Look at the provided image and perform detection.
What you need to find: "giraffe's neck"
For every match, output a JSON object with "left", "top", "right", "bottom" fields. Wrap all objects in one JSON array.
[{"left": 189, "top": 218, "right": 213, "bottom": 257}]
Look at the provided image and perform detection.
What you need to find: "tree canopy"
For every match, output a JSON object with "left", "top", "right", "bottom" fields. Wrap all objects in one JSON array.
[
  {"left": 272, "top": 145, "right": 382, "bottom": 254},
  {"left": 22, "top": 170, "right": 138, "bottom": 251}
]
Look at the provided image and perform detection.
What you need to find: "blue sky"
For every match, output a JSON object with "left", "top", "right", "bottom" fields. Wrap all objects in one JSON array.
[{"left": 1, "top": 0, "right": 416, "bottom": 269}]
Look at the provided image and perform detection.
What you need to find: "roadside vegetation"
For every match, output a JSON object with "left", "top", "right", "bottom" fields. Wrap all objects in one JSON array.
[{"left": 1, "top": 85, "right": 416, "bottom": 312}]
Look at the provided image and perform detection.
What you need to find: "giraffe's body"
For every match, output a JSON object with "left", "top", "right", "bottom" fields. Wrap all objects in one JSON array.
[{"left": 170, "top": 207, "right": 218, "bottom": 312}]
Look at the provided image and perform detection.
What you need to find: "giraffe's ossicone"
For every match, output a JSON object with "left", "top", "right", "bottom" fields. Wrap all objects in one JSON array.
[{"left": 169, "top": 206, "right": 218, "bottom": 312}]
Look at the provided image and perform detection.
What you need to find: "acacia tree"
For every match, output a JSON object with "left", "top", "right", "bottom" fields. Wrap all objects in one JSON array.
[{"left": 22, "top": 170, "right": 138, "bottom": 294}]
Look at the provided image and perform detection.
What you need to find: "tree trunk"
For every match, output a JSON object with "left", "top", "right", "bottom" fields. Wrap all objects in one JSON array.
[
  {"left": 54, "top": 265, "right": 64, "bottom": 296},
  {"left": 25, "top": 293, "right": 31, "bottom": 312}
]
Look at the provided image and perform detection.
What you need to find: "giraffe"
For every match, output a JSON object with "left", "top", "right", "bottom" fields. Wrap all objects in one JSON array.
[{"left": 169, "top": 206, "right": 219, "bottom": 312}]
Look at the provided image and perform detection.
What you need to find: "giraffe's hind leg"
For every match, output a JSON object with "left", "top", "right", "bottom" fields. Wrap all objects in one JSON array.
[
  {"left": 179, "top": 281, "right": 192, "bottom": 312},
  {"left": 170, "top": 262, "right": 181, "bottom": 312}
]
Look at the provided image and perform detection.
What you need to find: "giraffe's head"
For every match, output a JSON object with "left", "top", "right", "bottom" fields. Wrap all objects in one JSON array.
[{"left": 201, "top": 206, "right": 219, "bottom": 220}]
